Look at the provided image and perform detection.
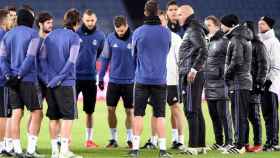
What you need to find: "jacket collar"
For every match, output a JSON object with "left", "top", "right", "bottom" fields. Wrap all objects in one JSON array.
[
  {"left": 114, "top": 27, "right": 131, "bottom": 41},
  {"left": 81, "top": 24, "right": 96, "bottom": 35},
  {"left": 259, "top": 29, "right": 276, "bottom": 41},
  {"left": 182, "top": 14, "right": 195, "bottom": 30},
  {"left": 144, "top": 16, "right": 161, "bottom": 25}
]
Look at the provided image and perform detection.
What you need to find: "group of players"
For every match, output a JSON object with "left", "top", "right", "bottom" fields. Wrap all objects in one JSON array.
[{"left": 0, "top": 0, "right": 280, "bottom": 158}]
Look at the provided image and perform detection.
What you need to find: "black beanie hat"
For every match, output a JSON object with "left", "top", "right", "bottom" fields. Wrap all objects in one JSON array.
[
  {"left": 260, "top": 16, "right": 275, "bottom": 29},
  {"left": 17, "top": 8, "right": 34, "bottom": 28},
  {"left": 221, "top": 14, "right": 239, "bottom": 28}
]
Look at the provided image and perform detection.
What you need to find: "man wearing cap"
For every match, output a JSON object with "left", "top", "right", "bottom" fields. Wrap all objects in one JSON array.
[
  {"left": 220, "top": 14, "right": 253, "bottom": 154},
  {"left": 258, "top": 16, "right": 280, "bottom": 151}
]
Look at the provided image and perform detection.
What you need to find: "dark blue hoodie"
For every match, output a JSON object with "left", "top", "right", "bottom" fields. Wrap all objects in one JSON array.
[
  {"left": 99, "top": 30, "right": 135, "bottom": 84},
  {"left": 132, "top": 17, "right": 171, "bottom": 85},
  {"left": 76, "top": 26, "right": 105, "bottom": 80},
  {"left": 0, "top": 26, "right": 41, "bottom": 83},
  {"left": 39, "top": 28, "right": 81, "bottom": 87}
]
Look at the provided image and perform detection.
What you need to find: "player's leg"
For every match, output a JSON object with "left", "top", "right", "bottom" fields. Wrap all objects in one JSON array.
[
  {"left": 130, "top": 83, "right": 149, "bottom": 156},
  {"left": 207, "top": 100, "right": 223, "bottom": 150},
  {"left": 167, "top": 85, "right": 184, "bottom": 149},
  {"left": 122, "top": 83, "right": 134, "bottom": 148},
  {"left": 55, "top": 86, "right": 80, "bottom": 157},
  {"left": 141, "top": 115, "right": 157, "bottom": 149},
  {"left": 9, "top": 86, "right": 24, "bottom": 156},
  {"left": 151, "top": 84, "right": 171, "bottom": 157},
  {"left": 81, "top": 80, "right": 98, "bottom": 148},
  {"left": 0, "top": 87, "right": 7, "bottom": 153},
  {"left": 106, "top": 83, "right": 121, "bottom": 148}
]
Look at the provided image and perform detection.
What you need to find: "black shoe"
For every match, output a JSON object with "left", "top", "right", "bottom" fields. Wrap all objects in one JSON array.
[
  {"left": 106, "top": 139, "right": 118, "bottom": 148},
  {"left": 171, "top": 141, "right": 178, "bottom": 149},
  {"left": 159, "top": 150, "right": 172, "bottom": 158},
  {"left": 127, "top": 141, "right": 133, "bottom": 149},
  {"left": 128, "top": 150, "right": 139, "bottom": 158},
  {"left": 140, "top": 139, "right": 157, "bottom": 149},
  {"left": 14, "top": 153, "right": 26, "bottom": 158},
  {"left": 25, "top": 152, "right": 45, "bottom": 158},
  {"left": 263, "top": 143, "right": 272, "bottom": 151},
  {"left": 1, "top": 150, "right": 14, "bottom": 157}
]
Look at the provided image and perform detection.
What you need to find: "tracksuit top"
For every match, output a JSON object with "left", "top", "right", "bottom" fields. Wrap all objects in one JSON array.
[
  {"left": 132, "top": 24, "right": 171, "bottom": 85},
  {"left": 76, "top": 27, "right": 105, "bottom": 80},
  {"left": 0, "top": 26, "right": 41, "bottom": 83},
  {"left": 40, "top": 28, "right": 81, "bottom": 86},
  {"left": 0, "top": 28, "right": 6, "bottom": 86},
  {"left": 99, "top": 31, "right": 135, "bottom": 84}
]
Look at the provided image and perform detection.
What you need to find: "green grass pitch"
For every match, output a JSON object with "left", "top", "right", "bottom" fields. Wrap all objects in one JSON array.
[{"left": 17, "top": 101, "right": 280, "bottom": 158}]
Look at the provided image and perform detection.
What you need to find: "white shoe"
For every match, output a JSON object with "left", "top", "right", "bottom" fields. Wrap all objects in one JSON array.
[
  {"left": 219, "top": 144, "right": 234, "bottom": 152},
  {"left": 222, "top": 146, "right": 246, "bottom": 154},
  {"left": 59, "top": 151, "right": 83, "bottom": 158},
  {"left": 51, "top": 151, "right": 59, "bottom": 158},
  {"left": 180, "top": 148, "right": 198, "bottom": 155},
  {"left": 198, "top": 148, "right": 207, "bottom": 154}
]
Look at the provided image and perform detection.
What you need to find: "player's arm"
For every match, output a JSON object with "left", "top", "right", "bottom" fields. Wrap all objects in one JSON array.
[
  {"left": 18, "top": 37, "right": 41, "bottom": 78},
  {"left": 48, "top": 37, "right": 80, "bottom": 88},
  {"left": 97, "top": 33, "right": 106, "bottom": 59},
  {"left": 0, "top": 40, "right": 11, "bottom": 77},
  {"left": 99, "top": 39, "right": 111, "bottom": 82},
  {"left": 38, "top": 42, "right": 48, "bottom": 84}
]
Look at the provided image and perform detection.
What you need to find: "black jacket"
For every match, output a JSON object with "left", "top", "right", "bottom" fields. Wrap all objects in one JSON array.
[
  {"left": 249, "top": 38, "right": 269, "bottom": 103},
  {"left": 225, "top": 25, "right": 253, "bottom": 90},
  {"left": 178, "top": 15, "right": 208, "bottom": 76},
  {"left": 205, "top": 31, "right": 229, "bottom": 100}
]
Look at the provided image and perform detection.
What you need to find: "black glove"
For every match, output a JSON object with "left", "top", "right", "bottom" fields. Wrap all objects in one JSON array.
[
  {"left": 5, "top": 75, "right": 21, "bottom": 90},
  {"left": 98, "top": 81, "right": 104, "bottom": 90},
  {"left": 253, "top": 82, "right": 264, "bottom": 94},
  {"left": 264, "top": 80, "right": 272, "bottom": 91}
]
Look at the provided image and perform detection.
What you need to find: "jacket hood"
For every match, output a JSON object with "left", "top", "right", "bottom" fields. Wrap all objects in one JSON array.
[
  {"left": 226, "top": 25, "right": 253, "bottom": 41},
  {"left": 183, "top": 14, "right": 208, "bottom": 35},
  {"left": 210, "top": 30, "right": 224, "bottom": 41},
  {"left": 259, "top": 29, "right": 276, "bottom": 41}
]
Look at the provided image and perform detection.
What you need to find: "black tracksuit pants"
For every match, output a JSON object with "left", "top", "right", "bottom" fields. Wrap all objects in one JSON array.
[
  {"left": 261, "top": 90, "right": 279, "bottom": 145},
  {"left": 245, "top": 102, "right": 262, "bottom": 145},
  {"left": 180, "top": 72, "right": 205, "bottom": 147},
  {"left": 229, "top": 90, "right": 250, "bottom": 149},
  {"left": 207, "top": 100, "right": 233, "bottom": 145}
]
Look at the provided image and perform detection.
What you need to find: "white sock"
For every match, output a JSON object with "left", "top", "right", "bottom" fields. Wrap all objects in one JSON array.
[
  {"left": 178, "top": 135, "right": 184, "bottom": 144},
  {"left": 172, "top": 129, "right": 179, "bottom": 142},
  {"left": 0, "top": 141, "right": 4, "bottom": 152},
  {"left": 158, "top": 138, "right": 166, "bottom": 150},
  {"left": 126, "top": 129, "right": 133, "bottom": 142},
  {"left": 85, "top": 128, "right": 93, "bottom": 141},
  {"left": 60, "top": 138, "right": 69, "bottom": 153},
  {"left": 110, "top": 128, "right": 118, "bottom": 141},
  {"left": 27, "top": 135, "right": 38, "bottom": 154},
  {"left": 132, "top": 135, "right": 140, "bottom": 150},
  {"left": 151, "top": 136, "right": 158, "bottom": 146},
  {"left": 13, "top": 139, "right": 22, "bottom": 154},
  {"left": 4, "top": 138, "right": 13, "bottom": 152},
  {"left": 51, "top": 139, "right": 59, "bottom": 153}
]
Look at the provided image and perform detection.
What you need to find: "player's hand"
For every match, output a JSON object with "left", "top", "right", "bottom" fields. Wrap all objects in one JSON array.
[
  {"left": 5, "top": 75, "right": 21, "bottom": 90},
  {"left": 187, "top": 69, "right": 197, "bottom": 83},
  {"left": 98, "top": 81, "right": 104, "bottom": 90},
  {"left": 47, "top": 76, "right": 62, "bottom": 88}
]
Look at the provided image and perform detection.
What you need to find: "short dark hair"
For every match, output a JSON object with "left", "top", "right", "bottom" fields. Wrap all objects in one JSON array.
[
  {"left": 158, "top": 10, "right": 166, "bottom": 16},
  {"left": 63, "top": 8, "right": 80, "bottom": 29},
  {"left": 114, "top": 16, "right": 127, "bottom": 28},
  {"left": 144, "top": 0, "right": 159, "bottom": 17},
  {"left": 0, "top": 9, "right": 9, "bottom": 25},
  {"left": 21, "top": 4, "right": 34, "bottom": 14},
  {"left": 36, "top": 11, "right": 53, "bottom": 28},
  {"left": 166, "top": 0, "right": 177, "bottom": 10},
  {"left": 83, "top": 9, "right": 95, "bottom": 16},
  {"left": 205, "top": 15, "right": 221, "bottom": 27},
  {"left": 4, "top": 5, "right": 16, "bottom": 12}
]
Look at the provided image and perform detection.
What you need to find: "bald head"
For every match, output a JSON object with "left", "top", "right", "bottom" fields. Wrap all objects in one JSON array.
[{"left": 177, "top": 5, "right": 194, "bottom": 26}]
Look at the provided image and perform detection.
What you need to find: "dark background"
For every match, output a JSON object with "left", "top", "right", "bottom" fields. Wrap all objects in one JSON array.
[{"left": 1, "top": 0, "right": 279, "bottom": 36}]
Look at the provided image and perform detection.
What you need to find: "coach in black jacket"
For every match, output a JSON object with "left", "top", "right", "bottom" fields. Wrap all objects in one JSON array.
[
  {"left": 221, "top": 14, "right": 253, "bottom": 154},
  {"left": 204, "top": 16, "right": 233, "bottom": 150},
  {"left": 244, "top": 21, "right": 268, "bottom": 152},
  {"left": 177, "top": 5, "right": 207, "bottom": 154}
]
